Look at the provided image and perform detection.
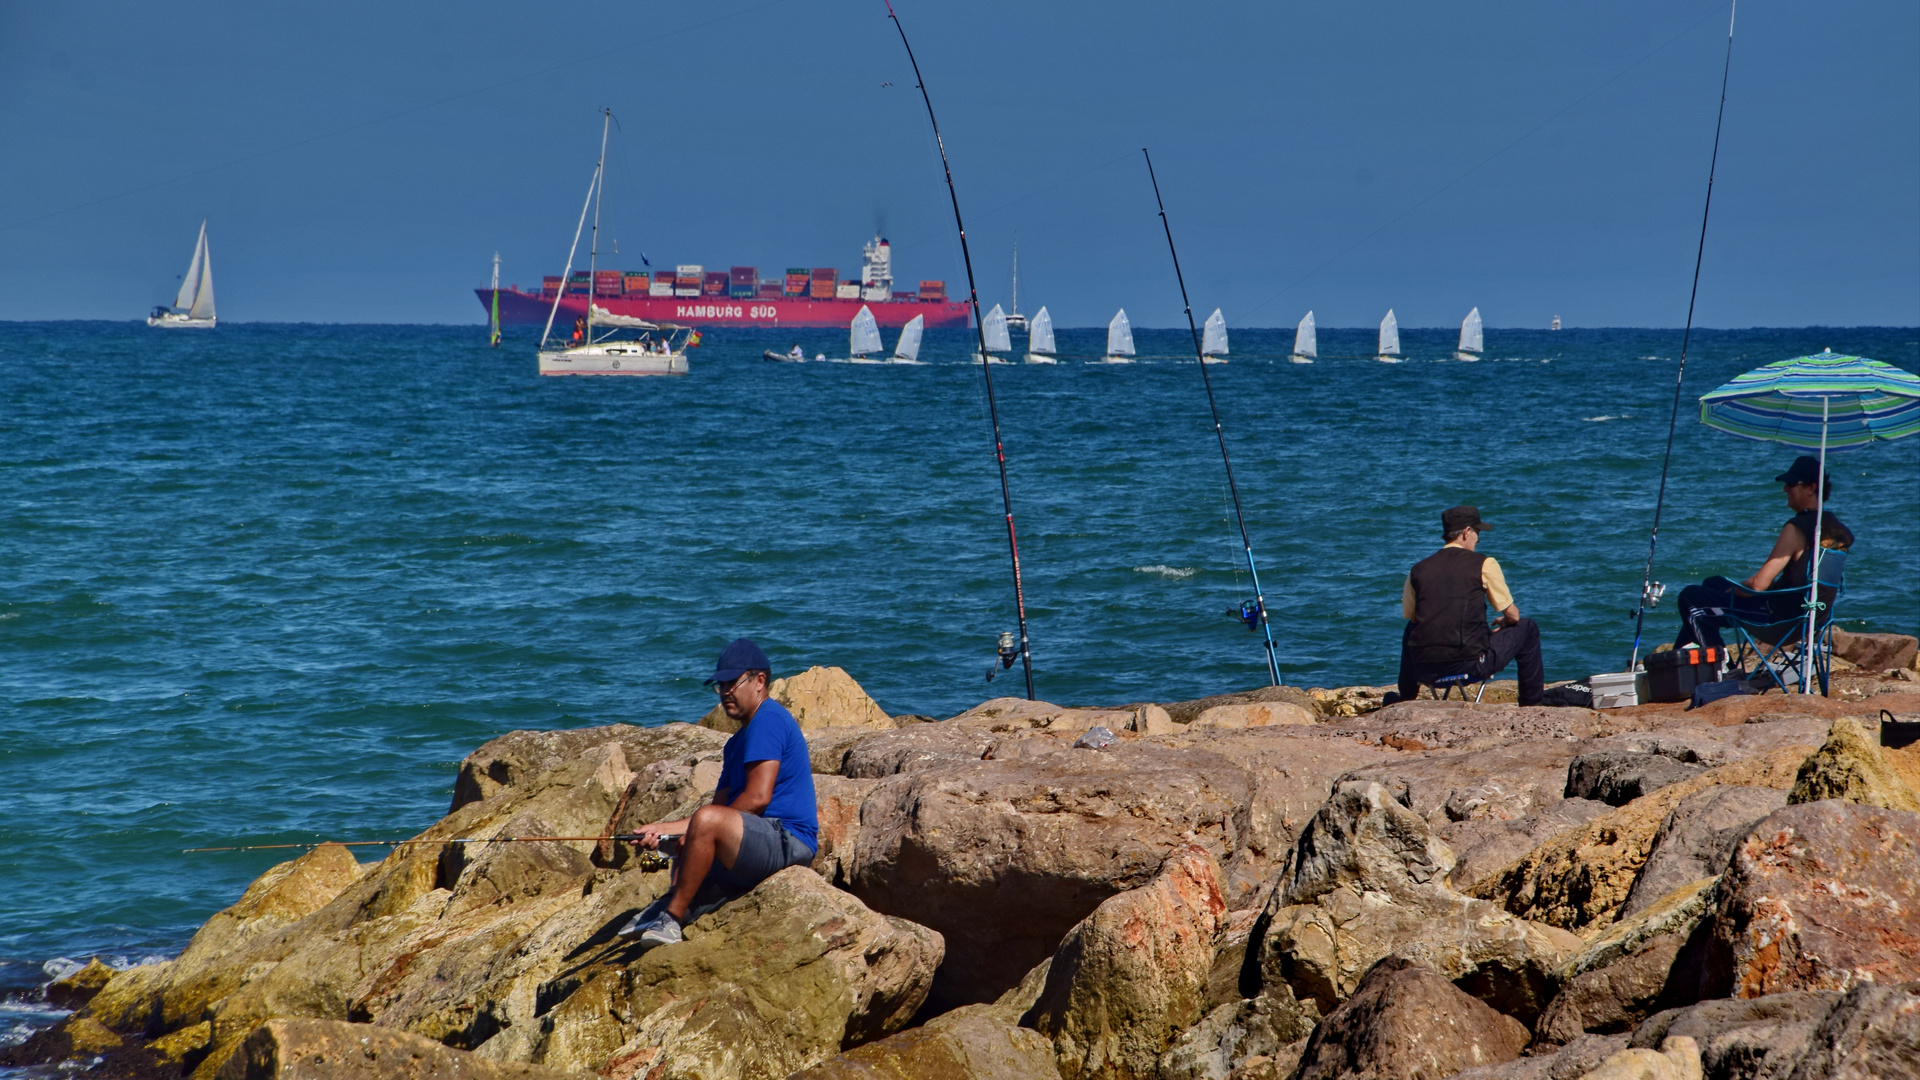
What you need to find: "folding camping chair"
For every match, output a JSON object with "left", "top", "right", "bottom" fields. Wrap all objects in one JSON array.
[
  {"left": 1427, "top": 671, "right": 1489, "bottom": 702},
  {"left": 1725, "top": 549, "right": 1848, "bottom": 695}
]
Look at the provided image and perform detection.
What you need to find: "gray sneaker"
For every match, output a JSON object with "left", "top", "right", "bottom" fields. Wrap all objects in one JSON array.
[{"left": 623, "top": 909, "right": 682, "bottom": 946}]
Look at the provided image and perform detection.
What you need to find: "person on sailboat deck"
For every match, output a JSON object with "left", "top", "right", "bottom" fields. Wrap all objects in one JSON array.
[
  {"left": 1388, "top": 506, "right": 1546, "bottom": 707},
  {"left": 1672, "top": 456, "right": 1853, "bottom": 651},
  {"left": 571, "top": 316, "right": 586, "bottom": 345},
  {"left": 618, "top": 639, "right": 818, "bottom": 947}
]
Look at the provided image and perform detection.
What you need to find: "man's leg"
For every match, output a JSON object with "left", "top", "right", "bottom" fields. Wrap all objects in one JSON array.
[
  {"left": 1675, "top": 579, "right": 1736, "bottom": 650},
  {"left": 1481, "top": 618, "right": 1544, "bottom": 706},
  {"left": 1396, "top": 625, "right": 1421, "bottom": 702},
  {"left": 665, "top": 804, "right": 746, "bottom": 921}
]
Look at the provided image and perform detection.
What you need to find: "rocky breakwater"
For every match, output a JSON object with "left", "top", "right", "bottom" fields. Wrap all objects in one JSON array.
[{"left": 11, "top": 659, "right": 1920, "bottom": 1080}]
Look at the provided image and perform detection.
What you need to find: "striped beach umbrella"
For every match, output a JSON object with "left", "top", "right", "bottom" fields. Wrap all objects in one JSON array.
[{"left": 1698, "top": 349, "right": 1920, "bottom": 450}]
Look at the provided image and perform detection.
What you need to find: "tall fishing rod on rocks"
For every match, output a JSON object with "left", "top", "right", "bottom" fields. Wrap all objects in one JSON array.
[
  {"left": 1143, "top": 149, "right": 1283, "bottom": 686},
  {"left": 883, "top": 0, "right": 1035, "bottom": 700},
  {"left": 1630, "top": 0, "right": 1738, "bottom": 671},
  {"left": 183, "top": 835, "right": 674, "bottom": 870}
]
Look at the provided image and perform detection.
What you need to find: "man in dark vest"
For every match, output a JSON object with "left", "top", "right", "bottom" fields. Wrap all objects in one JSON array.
[{"left": 1392, "top": 505, "right": 1545, "bottom": 706}]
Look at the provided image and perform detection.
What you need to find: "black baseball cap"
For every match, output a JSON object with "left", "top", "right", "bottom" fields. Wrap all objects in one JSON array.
[
  {"left": 1774, "top": 456, "right": 1829, "bottom": 487},
  {"left": 1441, "top": 505, "right": 1491, "bottom": 536},
  {"left": 706, "top": 638, "right": 770, "bottom": 684}
]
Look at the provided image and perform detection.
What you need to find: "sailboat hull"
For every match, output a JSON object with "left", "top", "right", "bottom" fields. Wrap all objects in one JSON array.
[
  {"left": 1201, "top": 356, "right": 1226, "bottom": 364},
  {"left": 539, "top": 344, "right": 687, "bottom": 376},
  {"left": 1373, "top": 355, "right": 1403, "bottom": 364},
  {"left": 147, "top": 313, "right": 216, "bottom": 329},
  {"left": 1024, "top": 354, "right": 1057, "bottom": 364},
  {"left": 1289, "top": 355, "right": 1314, "bottom": 364},
  {"left": 1454, "top": 351, "right": 1482, "bottom": 362},
  {"left": 1098, "top": 356, "right": 1134, "bottom": 364}
]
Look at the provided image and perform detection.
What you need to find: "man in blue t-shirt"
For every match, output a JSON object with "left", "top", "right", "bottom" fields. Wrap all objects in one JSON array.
[{"left": 620, "top": 639, "right": 819, "bottom": 947}]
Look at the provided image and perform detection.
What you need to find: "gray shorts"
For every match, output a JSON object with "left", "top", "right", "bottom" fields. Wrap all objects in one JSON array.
[{"left": 715, "top": 813, "right": 815, "bottom": 890}]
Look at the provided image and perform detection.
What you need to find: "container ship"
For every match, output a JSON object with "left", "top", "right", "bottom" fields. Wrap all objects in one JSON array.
[{"left": 476, "top": 234, "right": 971, "bottom": 329}]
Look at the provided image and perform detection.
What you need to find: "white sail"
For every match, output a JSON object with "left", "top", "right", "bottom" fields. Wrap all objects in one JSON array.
[
  {"left": 1294, "top": 311, "right": 1317, "bottom": 358},
  {"left": 1458, "top": 307, "right": 1483, "bottom": 354},
  {"left": 982, "top": 304, "right": 1011, "bottom": 353},
  {"left": 1028, "top": 306, "right": 1055, "bottom": 355},
  {"left": 850, "top": 305, "right": 882, "bottom": 356},
  {"left": 1378, "top": 309, "right": 1400, "bottom": 356},
  {"left": 1201, "top": 308, "right": 1228, "bottom": 357},
  {"left": 175, "top": 223, "right": 206, "bottom": 311},
  {"left": 893, "top": 314, "right": 924, "bottom": 361},
  {"left": 588, "top": 304, "right": 658, "bottom": 329},
  {"left": 1107, "top": 309, "right": 1134, "bottom": 357},
  {"left": 187, "top": 230, "right": 215, "bottom": 321}
]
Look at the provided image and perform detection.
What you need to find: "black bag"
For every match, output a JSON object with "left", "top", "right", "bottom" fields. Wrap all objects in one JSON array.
[
  {"left": 1542, "top": 681, "right": 1593, "bottom": 708},
  {"left": 1687, "top": 678, "right": 1749, "bottom": 710}
]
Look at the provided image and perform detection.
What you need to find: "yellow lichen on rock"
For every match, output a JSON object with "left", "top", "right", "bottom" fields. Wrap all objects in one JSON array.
[{"left": 1788, "top": 716, "right": 1920, "bottom": 811}]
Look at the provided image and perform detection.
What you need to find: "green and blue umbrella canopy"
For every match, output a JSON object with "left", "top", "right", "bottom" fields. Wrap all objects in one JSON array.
[{"left": 1699, "top": 349, "right": 1920, "bottom": 450}]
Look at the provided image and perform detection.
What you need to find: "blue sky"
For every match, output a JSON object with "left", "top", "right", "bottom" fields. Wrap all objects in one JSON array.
[{"left": 2, "top": 0, "right": 1915, "bottom": 327}]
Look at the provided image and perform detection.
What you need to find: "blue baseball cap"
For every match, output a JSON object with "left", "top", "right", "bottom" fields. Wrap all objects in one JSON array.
[{"left": 706, "top": 638, "right": 771, "bottom": 684}]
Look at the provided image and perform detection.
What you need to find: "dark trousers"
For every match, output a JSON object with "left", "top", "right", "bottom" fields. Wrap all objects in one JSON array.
[
  {"left": 1674, "top": 577, "right": 1775, "bottom": 651},
  {"left": 1398, "top": 618, "right": 1545, "bottom": 706}
]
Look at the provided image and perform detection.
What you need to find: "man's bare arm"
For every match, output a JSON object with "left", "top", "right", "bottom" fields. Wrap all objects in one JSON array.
[{"left": 1743, "top": 523, "right": 1805, "bottom": 592}]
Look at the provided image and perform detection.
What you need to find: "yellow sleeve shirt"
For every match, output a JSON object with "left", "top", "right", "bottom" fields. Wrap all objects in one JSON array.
[{"left": 1402, "top": 548, "right": 1515, "bottom": 619}]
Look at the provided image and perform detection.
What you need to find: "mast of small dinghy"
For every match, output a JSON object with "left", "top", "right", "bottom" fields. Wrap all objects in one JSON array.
[
  {"left": 1142, "top": 148, "right": 1282, "bottom": 687},
  {"left": 1631, "top": 0, "right": 1737, "bottom": 671},
  {"left": 883, "top": 0, "right": 1035, "bottom": 700},
  {"left": 541, "top": 112, "right": 611, "bottom": 351}
]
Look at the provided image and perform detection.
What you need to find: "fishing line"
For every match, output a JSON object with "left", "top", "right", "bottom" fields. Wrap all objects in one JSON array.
[
  {"left": 1631, "top": 0, "right": 1738, "bottom": 669},
  {"left": 1242, "top": 0, "right": 1737, "bottom": 320},
  {"left": 884, "top": 0, "right": 1035, "bottom": 700},
  {"left": 1143, "top": 149, "right": 1282, "bottom": 686},
  {"left": 0, "top": 0, "right": 793, "bottom": 235}
]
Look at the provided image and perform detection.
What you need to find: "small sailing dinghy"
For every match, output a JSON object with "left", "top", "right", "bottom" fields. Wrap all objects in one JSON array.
[
  {"left": 1024, "top": 306, "right": 1057, "bottom": 363},
  {"left": 1456, "top": 307, "right": 1483, "bottom": 361},
  {"left": 1374, "top": 309, "right": 1402, "bottom": 363},
  {"left": 1201, "top": 308, "right": 1228, "bottom": 363},
  {"left": 847, "top": 305, "right": 884, "bottom": 362},
  {"left": 539, "top": 113, "right": 689, "bottom": 376},
  {"left": 1101, "top": 309, "right": 1135, "bottom": 363},
  {"left": 976, "top": 303, "right": 1011, "bottom": 364},
  {"left": 891, "top": 314, "right": 924, "bottom": 363},
  {"left": 1290, "top": 311, "right": 1316, "bottom": 363},
  {"left": 148, "top": 221, "right": 216, "bottom": 328}
]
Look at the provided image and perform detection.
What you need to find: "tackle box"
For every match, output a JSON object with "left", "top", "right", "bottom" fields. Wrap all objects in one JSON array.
[
  {"left": 1589, "top": 670, "right": 1649, "bottom": 709},
  {"left": 1644, "top": 646, "right": 1725, "bottom": 704}
]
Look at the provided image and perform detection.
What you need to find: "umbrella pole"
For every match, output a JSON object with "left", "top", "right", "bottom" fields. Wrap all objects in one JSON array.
[{"left": 1803, "top": 396, "right": 1829, "bottom": 694}]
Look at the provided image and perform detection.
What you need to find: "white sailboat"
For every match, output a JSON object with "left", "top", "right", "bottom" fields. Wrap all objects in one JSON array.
[
  {"left": 1551, "top": 315, "right": 1562, "bottom": 331},
  {"left": 847, "top": 305, "right": 884, "bottom": 362},
  {"left": 1024, "top": 306, "right": 1057, "bottom": 363},
  {"left": 1200, "top": 308, "right": 1228, "bottom": 363},
  {"left": 1290, "top": 311, "right": 1316, "bottom": 363},
  {"left": 891, "top": 314, "right": 924, "bottom": 363},
  {"left": 1101, "top": 309, "right": 1135, "bottom": 363},
  {"left": 1004, "top": 241, "right": 1028, "bottom": 332},
  {"left": 148, "top": 221, "right": 216, "bottom": 328},
  {"left": 1374, "top": 309, "right": 1402, "bottom": 363},
  {"left": 1455, "top": 307, "right": 1483, "bottom": 361},
  {"left": 976, "top": 303, "right": 1012, "bottom": 364},
  {"left": 539, "top": 111, "right": 690, "bottom": 377}
]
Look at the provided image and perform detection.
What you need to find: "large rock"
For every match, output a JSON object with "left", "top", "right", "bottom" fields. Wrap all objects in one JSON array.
[
  {"left": 1618, "top": 787, "right": 1786, "bottom": 920},
  {"left": 452, "top": 724, "right": 726, "bottom": 810},
  {"left": 1706, "top": 800, "right": 1920, "bottom": 999},
  {"left": 528, "top": 867, "right": 942, "bottom": 1080},
  {"left": 1025, "top": 846, "right": 1228, "bottom": 1080},
  {"left": 1291, "top": 958, "right": 1530, "bottom": 1080},
  {"left": 1569, "top": 1037, "right": 1702, "bottom": 1080},
  {"left": 1783, "top": 979, "right": 1920, "bottom": 1080},
  {"left": 1630, "top": 992, "right": 1842, "bottom": 1080},
  {"left": 787, "top": 1006, "right": 1061, "bottom": 1080},
  {"left": 1470, "top": 746, "right": 1814, "bottom": 936},
  {"left": 1277, "top": 781, "right": 1454, "bottom": 905},
  {"left": 1829, "top": 629, "right": 1919, "bottom": 673},
  {"left": 1449, "top": 1034, "right": 1632, "bottom": 1079},
  {"left": 1188, "top": 702, "right": 1318, "bottom": 730},
  {"left": 1788, "top": 717, "right": 1920, "bottom": 812},
  {"left": 1154, "top": 993, "right": 1316, "bottom": 1080},
  {"left": 1565, "top": 752, "right": 1707, "bottom": 807},
  {"left": 699, "top": 666, "right": 893, "bottom": 734},
  {"left": 1162, "top": 686, "right": 1322, "bottom": 726},
  {"left": 215, "top": 1018, "right": 587, "bottom": 1080},
  {"left": 1537, "top": 878, "right": 1719, "bottom": 1044}
]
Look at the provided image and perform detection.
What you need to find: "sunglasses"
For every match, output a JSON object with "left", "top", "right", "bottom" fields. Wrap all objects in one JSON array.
[{"left": 710, "top": 673, "right": 755, "bottom": 695}]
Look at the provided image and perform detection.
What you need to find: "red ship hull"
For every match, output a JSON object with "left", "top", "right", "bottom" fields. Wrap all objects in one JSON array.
[{"left": 478, "top": 288, "right": 971, "bottom": 329}]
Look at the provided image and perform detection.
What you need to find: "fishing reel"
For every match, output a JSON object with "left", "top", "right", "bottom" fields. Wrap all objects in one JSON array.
[
  {"left": 1233, "top": 600, "right": 1266, "bottom": 634},
  {"left": 986, "top": 631, "right": 1020, "bottom": 683},
  {"left": 631, "top": 848, "right": 671, "bottom": 873},
  {"left": 1639, "top": 581, "right": 1666, "bottom": 613}
]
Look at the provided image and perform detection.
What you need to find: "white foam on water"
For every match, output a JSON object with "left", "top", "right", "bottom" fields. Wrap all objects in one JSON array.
[
  {"left": 1133, "top": 565, "right": 1196, "bottom": 578},
  {"left": 1583, "top": 415, "right": 1630, "bottom": 422}
]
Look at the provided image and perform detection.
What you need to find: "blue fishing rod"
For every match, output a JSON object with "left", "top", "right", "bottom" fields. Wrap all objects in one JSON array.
[
  {"left": 1631, "top": 0, "right": 1738, "bottom": 671},
  {"left": 883, "top": 0, "right": 1034, "bottom": 700},
  {"left": 1143, "top": 149, "right": 1282, "bottom": 686}
]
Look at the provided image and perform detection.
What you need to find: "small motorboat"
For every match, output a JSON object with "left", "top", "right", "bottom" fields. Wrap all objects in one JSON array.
[{"left": 765, "top": 347, "right": 807, "bottom": 363}]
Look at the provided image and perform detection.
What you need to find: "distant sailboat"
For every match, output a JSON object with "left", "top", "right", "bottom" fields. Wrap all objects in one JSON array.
[
  {"left": 148, "top": 221, "right": 217, "bottom": 328},
  {"left": 1290, "top": 311, "right": 1316, "bottom": 364},
  {"left": 891, "top": 314, "right": 924, "bottom": 363},
  {"left": 1375, "top": 309, "right": 1402, "bottom": 363},
  {"left": 1551, "top": 315, "right": 1562, "bottom": 331},
  {"left": 1455, "top": 307, "right": 1483, "bottom": 361},
  {"left": 977, "top": 303, "right": 1012, "bottom": 363},
  {"left": 1101, "top": 309, "right": 1135, "bottom": 363},
  {"left": 1005, "top": 240, "right": 1028, "bottom": 332},
  {"left": 488, "top": 253, "right": 502, "bottom": 347},
  {"left": 848, "top": 305, "right": 884, "bottom": 362},
  {"left": 1025, "top": 306, "right": 1057, "bottom": 363},
  {"left": 1200, "top": 308, "right": 1228, "bottom": 364}
]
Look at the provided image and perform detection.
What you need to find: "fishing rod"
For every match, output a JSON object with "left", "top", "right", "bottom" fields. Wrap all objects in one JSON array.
[
  {"left": 883, "top": 0, "right": 1034, "bottom": 700},
  {"left": 183, "top": 834, "right": 673, "bottom": 870},
  {"left": 1630, "top": 0, "right": 1738, "bottom": 671},
  {"left": 1142, "top": 149, "right": 1283, "bottom": 686}
]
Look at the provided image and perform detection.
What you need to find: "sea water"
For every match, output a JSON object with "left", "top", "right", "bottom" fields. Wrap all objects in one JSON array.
[{"left": 2, "top": 321, "right": 1916, "bottom": 1033}]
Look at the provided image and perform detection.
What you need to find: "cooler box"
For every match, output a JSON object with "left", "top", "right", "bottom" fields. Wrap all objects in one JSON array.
[
  {"left": 1644, "top": 646, "right": 1723, "bottom": 704},
  {"left": 1590, "top": 670, "right": 1649, "bottom": 709}
]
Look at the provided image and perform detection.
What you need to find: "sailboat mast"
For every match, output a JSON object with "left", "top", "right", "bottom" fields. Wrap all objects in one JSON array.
[
  {"left": 540, "top": 152, "right": 603, "bottom": 349},
  {"left": 586, "top": 109, "right": 610, "bottom": 340},
  {"left": 1010, "top": 239, "right": 1018, "bottom": 317},
  {"left": 884, "top": 0, "right": 1035, "bottom": 700},
  {"left": 1143, "top": 148, "right": 1282, "bottom": 686}
]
